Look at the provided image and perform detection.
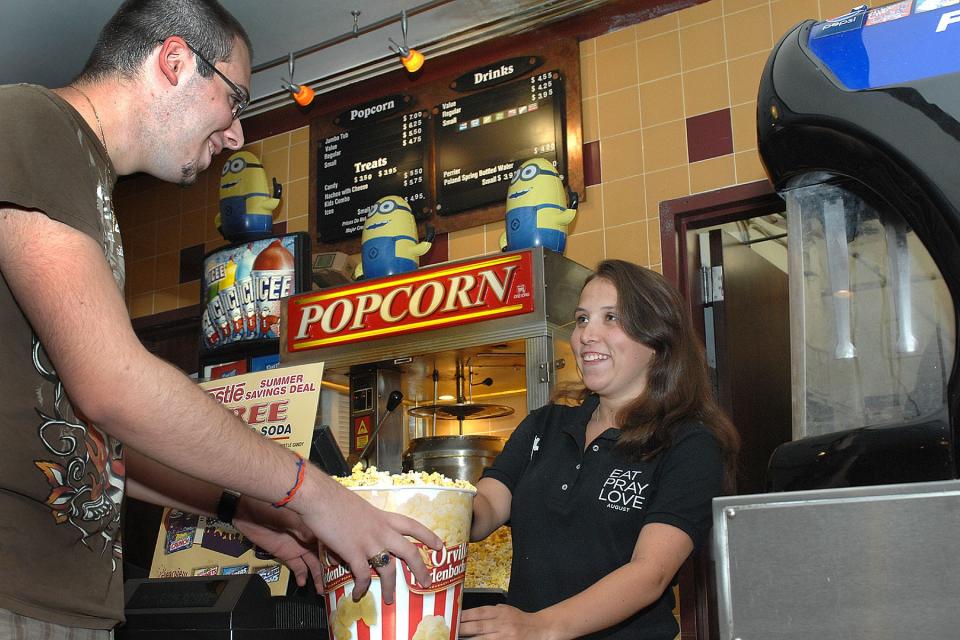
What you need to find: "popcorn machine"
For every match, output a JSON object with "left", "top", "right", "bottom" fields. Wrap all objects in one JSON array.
[{"left": 280, "top": 248, "right": 591, "bottom": 473}]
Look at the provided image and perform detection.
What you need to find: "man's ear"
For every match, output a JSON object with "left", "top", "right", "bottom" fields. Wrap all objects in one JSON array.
[{"left": 156, "top": 37, "right": 191, "bottom": 87}]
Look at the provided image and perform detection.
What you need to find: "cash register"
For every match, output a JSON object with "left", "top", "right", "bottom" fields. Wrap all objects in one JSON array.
[{"left": 116, "top": 574, "right": 324, "bottom": 639}]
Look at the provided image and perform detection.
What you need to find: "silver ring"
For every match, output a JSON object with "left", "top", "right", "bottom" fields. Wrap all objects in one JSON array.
[{"left": 368, "top": 550, "right": 391, "bottom": 568}]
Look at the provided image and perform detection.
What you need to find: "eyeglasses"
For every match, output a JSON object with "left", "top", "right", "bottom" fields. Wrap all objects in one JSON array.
[
  {"left": 374, "top": 199, "right": 412, "bottom": 214},
  {"left": 173, "top": 40, "right": 249, "bottom": 119},
  {"left": 510, "top": 163, "right": 561, "bottom": 185},
  {"left": 222, "top": 157, "right": 263, "bottom": 175}
]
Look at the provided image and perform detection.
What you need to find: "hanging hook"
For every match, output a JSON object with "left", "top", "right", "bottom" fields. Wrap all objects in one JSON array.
[{"left": 351, "top": 9, "right": 361, "bottom": 35}]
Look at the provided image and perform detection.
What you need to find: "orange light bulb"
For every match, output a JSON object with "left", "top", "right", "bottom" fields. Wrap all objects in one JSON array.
[
  {"left": 291, "top": 84, "right": 315, "bottom": 107},
  {"left": 400, "top": 48, "right": 424, "bottom": 73}
]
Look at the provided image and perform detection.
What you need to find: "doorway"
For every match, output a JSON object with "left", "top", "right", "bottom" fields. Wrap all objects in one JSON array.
[{"left": 660, "top": 180, "right": 793, "bottom": 639}]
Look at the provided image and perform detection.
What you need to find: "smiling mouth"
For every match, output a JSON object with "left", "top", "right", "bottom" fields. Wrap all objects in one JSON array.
[
  {"left": 581, "top": 353, "right": 609, "bottom": 362},
  {"left": 367, "top": 221, "right": 389, "bottom": 230},
  {"left": 509, "top": 188, "right": 531, "bottom": 199},
  {"left": 222, "top": 180, "right": 239, "bottom": 189}
]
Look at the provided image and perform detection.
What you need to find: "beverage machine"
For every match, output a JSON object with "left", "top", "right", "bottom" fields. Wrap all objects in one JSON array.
[{"left": 711, "top": 3, "right": 960, "bottom": 639}]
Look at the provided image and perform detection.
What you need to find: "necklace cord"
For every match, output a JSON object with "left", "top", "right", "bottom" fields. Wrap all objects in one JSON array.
[{"left": 71, "top": 85, "right": 107, "bottom": 150}]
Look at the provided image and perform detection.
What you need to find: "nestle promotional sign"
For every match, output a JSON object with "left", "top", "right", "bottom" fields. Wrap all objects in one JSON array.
[{"left": 287, "top": 251, "right": 536, "bottom": 352}]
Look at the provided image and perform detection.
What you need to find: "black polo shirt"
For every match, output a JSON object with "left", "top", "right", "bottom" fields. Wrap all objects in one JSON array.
[{"left": 481, "top": 394, "right": 723, "bottom": 640}]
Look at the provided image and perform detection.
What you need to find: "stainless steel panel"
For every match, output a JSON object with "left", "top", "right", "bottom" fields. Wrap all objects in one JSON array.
[
  {"left": 524, "top": 335, "right": 553, "bottom": 411},
  {"left": 713, "top": 481, "right": 960, "bottom": 640}
]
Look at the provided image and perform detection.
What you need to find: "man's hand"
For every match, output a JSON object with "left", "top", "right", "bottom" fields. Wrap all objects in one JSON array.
[
  {"left": 290, "top": 467, "right": 443, "bottom": 605},
  {"left": 231, "top": 496, "right": 324, "bottom": 591}
]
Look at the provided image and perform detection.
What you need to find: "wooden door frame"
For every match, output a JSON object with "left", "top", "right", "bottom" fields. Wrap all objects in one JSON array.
[{"left": 658, "top": 179, "right": 783, "bottom": 640}]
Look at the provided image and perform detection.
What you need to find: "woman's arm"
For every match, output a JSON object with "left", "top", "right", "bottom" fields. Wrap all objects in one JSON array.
[
  {"left": 470, "top": 477, "right": 513, "bottom": 541},
  {"left": 459, "top": 522, "right": 693, "bottom": 639}
]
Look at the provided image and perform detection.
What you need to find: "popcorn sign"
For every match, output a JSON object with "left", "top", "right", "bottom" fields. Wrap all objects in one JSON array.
[{"left": 287, "top": 251, "right": 536, "bottom": 352}]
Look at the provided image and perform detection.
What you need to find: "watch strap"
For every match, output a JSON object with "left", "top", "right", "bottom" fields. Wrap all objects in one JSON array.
[{"left": 216, "top": 489, "right": 242, "bottom": 525}]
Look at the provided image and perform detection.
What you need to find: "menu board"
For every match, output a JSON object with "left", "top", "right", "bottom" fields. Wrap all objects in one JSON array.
[
  {"left": 317, "top": 110, "right": 429, "bottom": 243},
  {"left": 434, "top": 70, "right": 565, "bottom": 215}
]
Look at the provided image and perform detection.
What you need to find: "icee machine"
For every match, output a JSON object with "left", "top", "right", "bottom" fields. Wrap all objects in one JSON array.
[{"left": 711, "top": 4, "right": 960, "bottom": 640}]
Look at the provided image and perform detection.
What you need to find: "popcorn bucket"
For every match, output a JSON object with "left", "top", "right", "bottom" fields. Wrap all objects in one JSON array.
[{"left": 322, "top": 485, "right": 476, "bottom": 640}]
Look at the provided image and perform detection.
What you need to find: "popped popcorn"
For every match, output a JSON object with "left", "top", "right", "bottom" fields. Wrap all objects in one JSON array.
[
  {"left": 465, "top": 525, "right": 512, "bottom": 591},
  {"left": 412, "top": 615, "right": 450, "bottom": 640},
  {"left": 336, "top": 464, "right": 476, "bottom": 545},
  {"left": 337, "top": 463, "right": 476, "bottom": 490},
  {"left": 331, "top": 591, "right": 377, "bottom": 640}
]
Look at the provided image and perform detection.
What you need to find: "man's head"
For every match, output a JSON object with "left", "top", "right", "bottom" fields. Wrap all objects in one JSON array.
[
  {"left": 77, "top": 0, "right": 253, "bottom": 186},
  {"left": 77, "top": 0, "right": 252, "bottom": 86}
]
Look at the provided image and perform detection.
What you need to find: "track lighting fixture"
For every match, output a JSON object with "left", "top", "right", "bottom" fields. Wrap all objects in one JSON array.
[
  {"left": 388, "top": 10, "right": 425, "bottom": 73},
  {"left": 281, "top": 52, "right": 315, "bottom": 107}
]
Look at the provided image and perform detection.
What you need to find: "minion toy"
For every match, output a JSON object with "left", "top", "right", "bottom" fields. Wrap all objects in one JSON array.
[
  {"left": 354, "top": 195, "right": 434, "bottom": 280},
  {"left": 217, "top": 151, "right": 282, "bottom": 242},
  {"left": 499, "top": 158, "right": 578, "bottom": 254}
]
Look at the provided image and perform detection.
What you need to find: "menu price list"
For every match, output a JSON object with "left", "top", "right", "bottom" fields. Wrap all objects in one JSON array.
[
  {"left": 434, "top": 71, "right": 565, "bottom": 216},
  {"left": 317, "top": 110, "right": 429, "bottom": 243}
]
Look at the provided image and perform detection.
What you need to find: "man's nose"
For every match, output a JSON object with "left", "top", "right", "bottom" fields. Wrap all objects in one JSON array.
[{"left": 223, "top": 117, "right": 244, "bottom": 150}]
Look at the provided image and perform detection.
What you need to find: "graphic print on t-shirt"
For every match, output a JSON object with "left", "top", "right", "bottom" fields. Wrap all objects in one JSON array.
[
  {"left": 597, "top": 468, "right": 651, "bottom": 512},
  {"left": 31, "top": 336, "right": 125, "bottom": 567},
  {"left": 31, "top": 134, "right": 125, "bottom": 569}
]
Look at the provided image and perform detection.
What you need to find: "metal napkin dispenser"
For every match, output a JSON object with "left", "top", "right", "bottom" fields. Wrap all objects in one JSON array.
[{"left": 712, "top": 480, "right": 960, "bottom": 640}]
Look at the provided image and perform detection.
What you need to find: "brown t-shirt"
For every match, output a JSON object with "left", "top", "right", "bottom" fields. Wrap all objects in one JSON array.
[{"left": 0, "top": 84, "right": 126, "bottom": 629}]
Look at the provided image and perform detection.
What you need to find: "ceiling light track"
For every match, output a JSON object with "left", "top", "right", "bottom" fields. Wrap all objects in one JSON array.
[{"left": 246, "top": 0, "right": 612, "bottom": 117}]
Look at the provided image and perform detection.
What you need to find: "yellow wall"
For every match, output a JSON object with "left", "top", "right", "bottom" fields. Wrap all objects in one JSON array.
[{"left": 118, "top": 0, "right": 866, "bottom": 319}]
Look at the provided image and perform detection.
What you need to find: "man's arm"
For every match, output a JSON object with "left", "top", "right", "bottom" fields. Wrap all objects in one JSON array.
[
  {"left": 125, "top": 448, "right": 324, "bottom": 590},
  {"left": 0, "top": 207, "right": 442, "bottom": 601}
]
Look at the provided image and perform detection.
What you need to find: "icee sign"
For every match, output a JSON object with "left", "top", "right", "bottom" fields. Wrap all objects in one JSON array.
[{"left": 808, "top": 3, "right": 960, "bottom": 90}]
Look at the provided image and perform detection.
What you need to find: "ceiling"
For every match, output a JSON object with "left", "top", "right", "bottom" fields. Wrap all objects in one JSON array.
[{"left": 1, "top": 0, "right": 614, "bottom": 117}]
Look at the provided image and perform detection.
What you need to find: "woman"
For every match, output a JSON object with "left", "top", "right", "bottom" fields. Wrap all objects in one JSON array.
[{"left": 460, "top": 260, "right": 739, "bottom": 639}]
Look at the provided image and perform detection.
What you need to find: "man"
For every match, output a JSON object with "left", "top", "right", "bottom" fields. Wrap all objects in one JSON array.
[{"left": 0, "top": 1, "right": 440, "bottom": 637}]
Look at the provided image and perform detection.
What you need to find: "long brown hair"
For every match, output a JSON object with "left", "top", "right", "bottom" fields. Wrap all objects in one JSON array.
[{"left": 577, "top": 260, "right": 739, "bottom": 492}]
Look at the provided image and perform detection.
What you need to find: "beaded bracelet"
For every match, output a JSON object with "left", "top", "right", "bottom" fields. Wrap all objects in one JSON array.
[{"left": 272, "top": 456, "right": 306, "bottom": 508}]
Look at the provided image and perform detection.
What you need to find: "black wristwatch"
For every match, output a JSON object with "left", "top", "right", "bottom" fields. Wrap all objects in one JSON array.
[{"left": 216, "top": 490, "right": 242, "bottom": 525}]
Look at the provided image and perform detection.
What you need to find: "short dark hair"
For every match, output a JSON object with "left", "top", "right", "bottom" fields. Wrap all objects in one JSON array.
[
  {"left": 76, "top": 0, "right": 252, "bottom": 83},
  {"left": 579, "top": 260, "right": 740, "bottom": 492}
]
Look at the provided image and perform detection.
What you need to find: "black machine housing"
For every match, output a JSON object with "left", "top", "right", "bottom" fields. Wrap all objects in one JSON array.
[{"left": 757, "top": 19, "right": 960, "bottom": 490}]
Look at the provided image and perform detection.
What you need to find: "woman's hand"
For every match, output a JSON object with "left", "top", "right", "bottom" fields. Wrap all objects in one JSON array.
[{"left": 459, "top": 605, "right": 559, "bottom": 640}]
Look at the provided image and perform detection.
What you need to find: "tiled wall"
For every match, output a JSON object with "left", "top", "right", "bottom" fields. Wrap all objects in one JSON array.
[
  {"left": 118, "top": 0, "right": 869, "bottom": 319},
  {"left": 116, "top": 127, "right": 312, "bottom": 317}
]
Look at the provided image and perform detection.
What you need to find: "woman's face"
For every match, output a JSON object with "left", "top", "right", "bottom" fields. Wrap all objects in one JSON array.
[{"left": 571, "top": 278, "right": 655, "bottom": 408}]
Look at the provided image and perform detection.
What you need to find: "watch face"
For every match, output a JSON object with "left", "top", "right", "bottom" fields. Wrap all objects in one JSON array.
[{"left": 216, "top": 490, "right": 241, "bottom": 524}]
